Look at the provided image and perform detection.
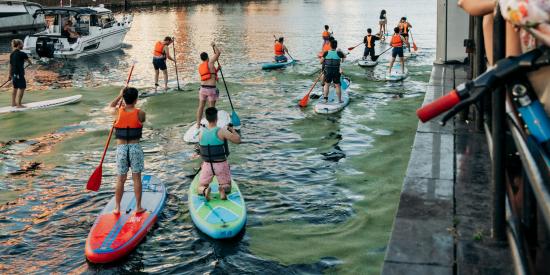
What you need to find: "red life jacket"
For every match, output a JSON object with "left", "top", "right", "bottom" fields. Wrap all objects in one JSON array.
[
  {"left": 391, "top": 34, "right": 403, "bottom": 47},
  {"left": 322, "top": 30, "right": 330, "bottom": 39},
  {"left": 199, "top": 61, "right": 217, "bottom": 81},
  {"left": 152, "top": 41, "right": 165, "bottom": 57},
  {"left": 274, "top": 42, "right": 284, "bottom": 56},
  {"left": 114, "top": 107, "right": 143, "bottom": 140}
]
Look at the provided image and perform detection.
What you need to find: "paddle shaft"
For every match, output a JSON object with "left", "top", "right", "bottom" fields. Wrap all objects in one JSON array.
[
  {"left": 376, "top": 46, "right": 393, "bottom": 58},
  {"left": 98, "top": 64, "right": 136, "bottom": 166},
  {"left": 212, "top": 47, "right": 236, "bottom": 112},
  {"left": 299, "top": 72, "right": 323, "bottom": 107},
  {"left": 348, "top": 42, "right": 363, "bottom": 51},
  {"left": 172, "top": 38, "right": 181, "bottom": 90},
  {"left": 273, "top": 34, "right": 294, "bottom": 60},
  {"left": 410, "top": 30, "right": 418, "bottom": 50}
]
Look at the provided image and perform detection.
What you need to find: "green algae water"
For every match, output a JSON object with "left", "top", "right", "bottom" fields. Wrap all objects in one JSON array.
[{"left": 0, "top": 0, "right": 435, "bottom": 273}]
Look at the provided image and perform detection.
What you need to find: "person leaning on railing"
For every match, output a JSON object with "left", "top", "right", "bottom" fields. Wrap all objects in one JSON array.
[{"left": 457, "top": 0, "right": 550, "bottom": 116}]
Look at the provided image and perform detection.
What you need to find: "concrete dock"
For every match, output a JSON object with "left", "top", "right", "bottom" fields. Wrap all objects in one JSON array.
[{"left": 381, "top": 64, "right": 514, "bottom": 274}]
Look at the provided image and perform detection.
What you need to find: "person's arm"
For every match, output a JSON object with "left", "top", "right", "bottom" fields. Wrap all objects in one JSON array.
[
  {"left": 23, "top": 52, "right": 31, "bottom": 66},
  {"left": 109, "top": 88, "right": 124, "bottom": 115},
  {"left": 7, "top": 63, "right": 12, "bottom": 80},
  {"left": 164, "top": 45, "right": 174, "bottom": 62},
  {"left": 211, "top": 42, "right": 221, "bottom": 62},
  {"left": 221, "top": 126, "right": 241, "bottom": 144},
  {"left": 138, "top": 110, "right": 146, "bottom": 123},
  {"left": 458, "top": 0, "right": 495, "bottom": 16},
  {"left": 284, "top": 45, "right": 289, "bottom": 54},
  {"left": 363, "top": 36, "right": 368, "bottom": 44}
]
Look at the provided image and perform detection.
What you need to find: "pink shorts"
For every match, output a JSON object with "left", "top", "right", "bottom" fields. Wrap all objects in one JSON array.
[
  {"left": 200, "top": 161, "right": 231, "bottom": 187},
  {"left": 199, "top": 86, "right": 219, "bottom": 102}
]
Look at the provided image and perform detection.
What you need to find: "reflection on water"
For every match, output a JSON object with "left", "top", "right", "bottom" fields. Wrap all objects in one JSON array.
[{"left": 0, "top": 0, "right": 435, "bottom": 274}]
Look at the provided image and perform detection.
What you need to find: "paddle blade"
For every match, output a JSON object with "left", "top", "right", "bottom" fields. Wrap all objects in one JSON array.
[
  {"left": 298, "top": 92, "right": 311, "bottom": 107},
  {"left": 231, "top": 111, "right": 241, "bottom": 127},
  {"left": 413, "top": 42, "right": 418, "bottom": 52},
  {"left": 347, "top": 46, "right": 355, "bottom": 51},
  {"left": 86, "top": 166, "right": 103, "bottom": 191}
]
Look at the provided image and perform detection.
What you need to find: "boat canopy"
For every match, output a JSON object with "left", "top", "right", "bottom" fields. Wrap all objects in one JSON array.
[{"left": 32, "top": 7, "right": 111, "bottom": 18}]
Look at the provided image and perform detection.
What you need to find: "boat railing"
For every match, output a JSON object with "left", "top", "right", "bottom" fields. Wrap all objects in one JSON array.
[{"left": 464, "top": 6, "right": 550, "bottom": 274}]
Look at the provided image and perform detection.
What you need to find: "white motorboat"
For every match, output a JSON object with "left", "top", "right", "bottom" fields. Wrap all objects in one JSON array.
[
  {"left": 22, "top": 6, "right": 132, "bottom": 59},
  {"left": 0, "top": 1, "right": 45, "bottom": 37}
]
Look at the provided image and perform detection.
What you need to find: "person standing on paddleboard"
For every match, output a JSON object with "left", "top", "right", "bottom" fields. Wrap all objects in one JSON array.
[
  {"left": 274, "top": 37, "right": 289, "bottom": 63},
  {"left": 196, "top": 42, "right": 221, "bottom": 129},
  {"left": 198, "top": 107, "right": 241, "bottom": 201},
  {"left": 388, "top": 27, "right": 410, "bottom": 75},
  {"left": 152, "top": 36, "right": 175, "bottom": 91},
  {"left": 109, "top": 87, "right": 147, "bottom": 214},
  {"left": 379, "top": 10, "right": 388, "bottom": 41},
  {"left": 8, "top": 39, "right": 31, "bottom": 108},
  {"left": 398, "top": 17, "right": 413, "bottom": 52},
  {"left": 320, "top": 39, "right": 346, "bottom": 103},
  {"left": 363, "top": 28, "right": 381, "bottom": 61}
]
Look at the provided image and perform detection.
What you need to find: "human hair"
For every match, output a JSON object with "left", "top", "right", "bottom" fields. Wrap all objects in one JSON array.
[
  {"left": 324, "top": 25, "right": 329, "bottom": 30},
  {"left": 367, "top": 28, "right": 372, "bottom": 34},
  {"left": 205, "top": 107, "right": 218, "bottom": 122},
  {"left": 401, "top": 17, "right": 406, "bottom": 21},
  {"left": 278, "top": 37, "right": 284, "bottom": 43},
  {"left": 200, "top": 52, "right": 208, "bottom": 61},
  {"left": 11, "top": 39, "right": 23, "bottom": 50},
  {"left": 330, "top": 39, "right": 337, "bottom": 49},
  {"left": 328, "top": 36, "right": 335, "bottom": 42},
  {"left": 164, "top": 36, "right": 173, "bottom": 42},
  {"left": 123, "top": 87, "right": 139, "bottom": 104},
  {"left": 381, "top": 10, "right": 386, "bottom": 15},
  {"left": 394, "top": 27, "right": 400, "bottom": 33}
]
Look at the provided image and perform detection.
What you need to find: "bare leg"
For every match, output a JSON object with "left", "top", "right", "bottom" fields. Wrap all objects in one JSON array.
[
  {"left": 388, "top": 57, "right": 396, "bottom": 74},
  {"left": 11, "top": 88, "right": 17, "bottom": 107},
  {"left": 208, "top": 99, "right": 216, "bottom": 108},
  {"left": 16, "top": 88, "right": 25, "bottom": 108},
  {"left": 162, "top": 70, "right": 168, "bottom": 90},
  {"left": 400, "top": 57, "right": 405, "bottom": 74},
  {"left": 114, "top": 174, "right": 127, "bottom": 214},
  {"left": 323, "top": 82, "right": 329, "bottom": 102},
  {"left": 132, "top": 173, "right": 145, "bottom": 213},
  {"left": 154, "top": 70, "right": 159, "bottom": 91},
  {"left": 196, "top": 99, "right": 207, "bottom": 128},
  {"left": 197, "top": 185, "right": 211, "bottom": 201},
  {"left": 219, "top": 183, "right": 231, "bottom": 200},
  {"left": 336, "top": 84, "right": 342, "bottom": 103}
]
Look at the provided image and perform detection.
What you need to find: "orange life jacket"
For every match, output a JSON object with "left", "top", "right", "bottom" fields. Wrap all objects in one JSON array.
[
  {"left": 366, "top": 35, "right": 373, "bottom": 48},
  {"left": 152, "top": 41, "right": 165, "bottom": 57},
  {"left": 322, "top": 30, "right": 330, "bottom": 39},
  {"left": 114, "top": 107, "right": 143, "bottom": 140},
  {"left": 322, "top": 41, "right": 331, "bottom": 53},
  {"left": 199, "top": 61, "right": 217, "bottom": 81},
  {"left": 391, "top": 34, "right": 403, "bottom": 47},
  {"left": 274, "top": 41, "right": 285, "bottom": 56}
]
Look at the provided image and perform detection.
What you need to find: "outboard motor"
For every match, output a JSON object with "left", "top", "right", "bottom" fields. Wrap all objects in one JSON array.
[{"left": 36, "top": 37, "right": 55, "bottom": 58}]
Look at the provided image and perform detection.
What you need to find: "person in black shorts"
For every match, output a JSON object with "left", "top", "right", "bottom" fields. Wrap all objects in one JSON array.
[
  {"left": 363, "top": 28, "right": 381, "bottom": 61},
  {"left": 8, "top": 39, "right": 31, "bottom": 108},
  {"left": 388, "top": 27, "right": 409, "bottom": 75},
  {"left": 152, "top": 36, "right": 175, "bottom": 91},
  {"left": 320, "top": 39, "right": 346, "bottom": 103}
]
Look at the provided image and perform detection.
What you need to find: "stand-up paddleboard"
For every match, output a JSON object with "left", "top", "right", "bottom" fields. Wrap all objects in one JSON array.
[
  {"left": 261, "top": 59, "right": 296, "bottom": 70},
  {"left": 188, "top": 172, "right": 246, "bottom": 239},
  {"left": 358, "top": 59, "right": 378, "bottom": 67},
  {"left": 85, "top": 175, "right": 166, "bottom": 263},
  {"left": 0, "top": 95, "right": 82, "bottom": 114},
  {"left": 183, "top": 110, "right": 232, "bottom": 143},
  {"left": 314, "top": 77, "right": 351, "bottom": 114},
  {"left": 386, "top": 64, "right": 409, "bottom": 81}
]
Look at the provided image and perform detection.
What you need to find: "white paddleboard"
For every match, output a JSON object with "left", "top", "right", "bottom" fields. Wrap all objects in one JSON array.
[
  {"left": 0, "top": 95, "right": 82, "bottom": 114},
  {"left": 314, "top": 77, "right": 351, "bottom": 114},
  {"left": 183, "top": 110, "right": 232, "bottom": 143},
  {"left": 386, "top": 64, "right": 408, "bottom": 81},
  {"left": 358, "top": 59, "right": 378, "bottom": 67}
]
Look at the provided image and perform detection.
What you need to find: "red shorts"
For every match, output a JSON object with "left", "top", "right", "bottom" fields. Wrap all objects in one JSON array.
[{"left": 200, "top": 161, "right": 231, "bottom": 187}]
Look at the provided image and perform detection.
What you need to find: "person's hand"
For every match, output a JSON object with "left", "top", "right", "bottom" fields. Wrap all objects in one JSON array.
[
  {"left": 211, "top": 42, "right": 216, "bottom": 47},
  {"left": 7, "top": 75, "right": 12, "bottom": 81}
]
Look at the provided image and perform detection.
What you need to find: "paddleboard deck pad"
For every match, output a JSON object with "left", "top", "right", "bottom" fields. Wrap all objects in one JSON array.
[
  {"left": 261, "top": 59, "right": 296, "bottom": 70},
  {"left": 189, "top": 172, "right": 247, "bottom": 239},
  {"left": 183, "top": 110, "right": 232, "bottom": 143},
  {"left": 85, "top": 175, "right": 166, "bottom": 263},
  {"left": 313, "top": 77, "right": 351, "bottom": 114},
  {"left": 0, "top": 95, "right": 82, "bottom": 114}
]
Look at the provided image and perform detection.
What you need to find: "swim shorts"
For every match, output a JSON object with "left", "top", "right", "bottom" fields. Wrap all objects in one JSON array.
[
  {"left": 12, "top": 74, "right": 26, "bottom": 89},
  {"left": 200, "top": 161, "right": 232, "bottom": 190},
  {"left": 116, "top": 143, "right": 144, "bottom": 175},
  {"left": 152, "top": 57, "right": 167, "bottom": 70},
  {"left": 392, "top": 46, "right": 404, "bottom": 58},
  {"left": 199, "top": 85, "right": 219, "bottom": 102}
]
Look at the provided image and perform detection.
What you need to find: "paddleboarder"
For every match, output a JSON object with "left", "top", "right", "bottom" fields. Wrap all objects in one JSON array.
[
  {"left": 388, "top": 27, "right": 410, "bottom": 75},
  {"left": 196, "top": 42, "right": 221, "bottom": 130},
  {"left": 152, "top": 36, "right": 175, "bottom": 91},
  {"left": 379, "top": 10, "right": 388, "bottom": 40},
  {"left": 109, "top": 87, "right": 147, "bottom": 214},
  {"left": 320, "top": 39, "right": 346, "bottom": 103},
  {"left": 198, "top": 107, "right": 241, "bottom": 201},
  {"left": 398, "top": 17, "right": 413, "bottom": 51},
  {"left": 274, "top": 37, "right": 289, "bottom": 63},
  {"left": 363, "top": 28, "right": 381, "bottom": 61},
  {"left": 8, "top": 39, "right": 31, "bottom": 108},
  {"left": 322, "top": 25, "right": 332, "bottom": 42}
]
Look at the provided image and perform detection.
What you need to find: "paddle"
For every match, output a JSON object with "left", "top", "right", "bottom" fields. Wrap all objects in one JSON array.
[
  {"left": 86, "top": 63, "right": 136, "bottom": 192},
  {"left": 372, "top": 47, "right": 393, "bottom": 62},
  {"left": 347, "top": 42, "right": 364, "bottom": 51},
  {"left": 298, "top": 72, "right": 323, "bottom": 108},
  {"left": 409, "top": 30, "right": 418, "bottom": 52},
  {"left": 172, "top": 37, "right": 182, "bottom": 90},
  {"left": 213, "top": 46, "right": 241, "bottom": 127}
]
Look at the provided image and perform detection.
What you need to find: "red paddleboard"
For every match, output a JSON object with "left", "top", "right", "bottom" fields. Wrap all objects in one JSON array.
[{"left": 85, "top": 175, "right": 166, "bottom": 263}]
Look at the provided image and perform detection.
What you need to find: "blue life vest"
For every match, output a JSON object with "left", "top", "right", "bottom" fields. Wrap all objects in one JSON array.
[{"left": 324, "top": 50, "right": 341, "bottom": 72}]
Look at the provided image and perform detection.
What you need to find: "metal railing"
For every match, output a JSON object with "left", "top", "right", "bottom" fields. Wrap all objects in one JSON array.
[{"left": 467, "top": 9, "right": 550, "bottom": 275}]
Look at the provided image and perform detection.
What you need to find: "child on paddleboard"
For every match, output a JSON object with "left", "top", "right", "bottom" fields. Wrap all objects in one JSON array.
[
  {"left": 109, "top": 87, "right": 147, "bottom": 214},
  {"left": 198, "top": 107, "right": 241, "bottom": 201}
]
